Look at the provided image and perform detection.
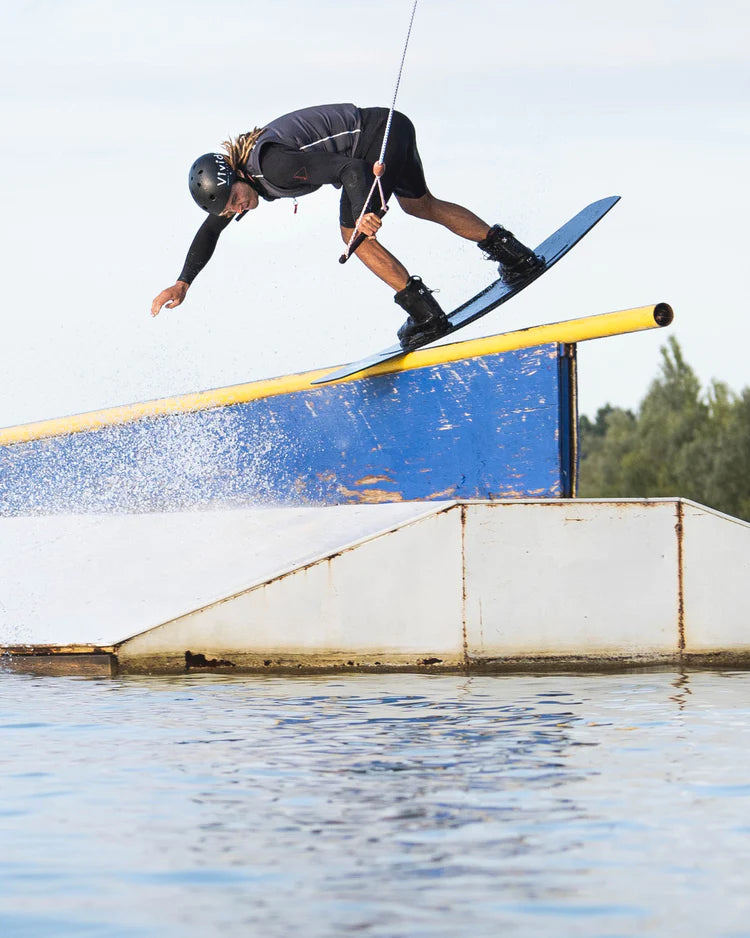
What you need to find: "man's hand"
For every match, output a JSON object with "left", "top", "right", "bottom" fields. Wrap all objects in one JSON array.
[
  {"left": 358, "top": 212, "right": 383, "bottom": 239},
  {"left": 151, "top": 281, "right": 189, "bottom": 317}
]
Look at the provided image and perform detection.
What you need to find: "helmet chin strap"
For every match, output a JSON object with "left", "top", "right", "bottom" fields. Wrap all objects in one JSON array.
[{"left": 237, "top": 170, "right": 260, "bottom": 193}]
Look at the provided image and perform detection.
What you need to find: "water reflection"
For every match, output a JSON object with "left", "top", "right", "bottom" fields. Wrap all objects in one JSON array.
[
  {"left": 1, "top": 672, "right": 749, "bottom": 937},
  {"left": 669, "top": 670, "right": 692, "bottom": 709}
]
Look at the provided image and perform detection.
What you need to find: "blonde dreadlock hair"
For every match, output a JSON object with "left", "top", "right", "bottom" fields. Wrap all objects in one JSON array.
[{"left": 221, "top": 128, "right": 265, "bottom": 175}]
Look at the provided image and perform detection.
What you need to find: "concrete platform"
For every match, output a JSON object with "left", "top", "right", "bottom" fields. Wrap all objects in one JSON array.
[{"left": 2, "top": 498, "right": 748, "bottom": 675}]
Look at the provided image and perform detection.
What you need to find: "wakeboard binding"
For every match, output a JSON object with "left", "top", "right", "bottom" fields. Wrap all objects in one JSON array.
[
  {"left": 478, "top": 224, "right": 545, "bottom": 285},
  {"left": 394, "top": 276, "right": 451, "bottom": 350}
]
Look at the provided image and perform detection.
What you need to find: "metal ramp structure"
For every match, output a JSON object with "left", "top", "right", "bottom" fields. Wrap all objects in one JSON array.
[
  {"left": 2, "top": 499, "right": 749, "bottom": 676},
  {"left": 5, "top": 300, "right": 745, "bottom": 676},
  {"left": 0, "top": 305, "right": 672, "bottom": 513}
]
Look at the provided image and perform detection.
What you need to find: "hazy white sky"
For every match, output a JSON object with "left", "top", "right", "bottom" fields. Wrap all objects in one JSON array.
[{"left": 2, "top": 0, "right": 748, "bottom": 427}]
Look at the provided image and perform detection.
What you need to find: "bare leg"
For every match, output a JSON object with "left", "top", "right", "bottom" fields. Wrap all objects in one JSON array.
[
  {"left": 396, "top": 190, "right": 490, "bottom": 242},
  {"left": 340, "top": 227, "right": 410, "bottom": 291},
  {"left": 339, "top": 189, "right": 491, "bottom": 291}
]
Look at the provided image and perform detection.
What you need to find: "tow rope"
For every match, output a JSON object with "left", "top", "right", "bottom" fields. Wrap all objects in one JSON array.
[{"left": 339, "top": 0, "right": 419, "bottom": 264}]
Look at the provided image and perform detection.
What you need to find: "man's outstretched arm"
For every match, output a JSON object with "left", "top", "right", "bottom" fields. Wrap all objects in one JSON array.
[{"left": 151, "top": 213, "right": 232, "bottom": 316}]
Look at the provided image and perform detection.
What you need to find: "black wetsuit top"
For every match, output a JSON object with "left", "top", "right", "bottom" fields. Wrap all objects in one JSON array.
[
  {"left": 177, "top": 106, "right": 426, "bottom": 285},
  {"left": 177, "top": 143, "right": 373, "bottom": 285}
]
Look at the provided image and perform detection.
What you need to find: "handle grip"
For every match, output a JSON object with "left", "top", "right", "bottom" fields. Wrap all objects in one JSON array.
[{"left": 339, "top": 206, "right": 388, "bottom": 264}]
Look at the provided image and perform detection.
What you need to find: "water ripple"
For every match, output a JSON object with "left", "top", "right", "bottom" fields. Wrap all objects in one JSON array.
[{"left": 1, "top": 671, "right": 749, "bottom": 937}]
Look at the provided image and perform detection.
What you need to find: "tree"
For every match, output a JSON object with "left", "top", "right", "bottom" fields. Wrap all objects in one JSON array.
[
  {"left": 578, "top": 337, "right": 750, "bottom": 520},
  {"left": 704, "top": 388, "right": 750, "bottom": 520}
]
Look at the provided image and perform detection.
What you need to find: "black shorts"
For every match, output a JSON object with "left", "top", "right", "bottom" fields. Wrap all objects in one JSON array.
[{"left": 339, "top": 108, "right": 428, "bottom": 228}]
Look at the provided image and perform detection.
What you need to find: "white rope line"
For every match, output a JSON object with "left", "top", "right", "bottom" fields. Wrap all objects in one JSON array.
[
  {"left": 378, "top": 0, "right": 418, "bottom": 167},
  {"left": 342, "top": 0, "right": 419, "bottom": 261}
]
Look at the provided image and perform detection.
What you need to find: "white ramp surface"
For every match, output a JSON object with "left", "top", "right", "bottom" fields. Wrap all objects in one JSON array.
[{"left": 0, "top": 503, "right": 453, "bottom": 647}]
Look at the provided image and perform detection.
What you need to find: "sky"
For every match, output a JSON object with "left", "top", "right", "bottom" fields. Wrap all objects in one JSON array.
[{"left": 1, "top": 0, "right": 748, "bottom": 429}]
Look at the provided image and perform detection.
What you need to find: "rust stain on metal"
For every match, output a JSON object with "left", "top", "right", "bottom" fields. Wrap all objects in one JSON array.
[
  {"left": 117, "top": 650, "right": 750, "bottom": 676},
  {"left": 184, "top": 650, "right": 236, "bottom": 669},
  {"left": 0, "top": 643, "right": 116, "bottom": 656},
  {"left": 424, "top": 485, "right": 457, "bottom": 499},
  {"left": 312, "top": 470, "right": 409, "bottom": 504},
  {"left": 675, "top": 501, "right": 686, "bottom": 651},
  {"left": 1, "top": 649, "right": 117, "bottom": 677},
  {"left": 293, "top": 475, "right": 310, "bottom": 494},
  {"left": 460, "top": 504, "right": 470, "bottom": 665},
  {"left": 335, "top": 484, "right": 405, "bottom": 504}
]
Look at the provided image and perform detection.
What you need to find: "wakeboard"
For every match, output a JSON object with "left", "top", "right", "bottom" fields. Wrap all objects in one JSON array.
[{"left": 311, "top": 195, "right": 620, "bottom": 385}]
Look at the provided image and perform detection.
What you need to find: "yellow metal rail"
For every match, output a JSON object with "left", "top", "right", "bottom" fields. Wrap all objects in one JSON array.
[{"left": 0, "top": 303, "right": 672, "bottom": 446}]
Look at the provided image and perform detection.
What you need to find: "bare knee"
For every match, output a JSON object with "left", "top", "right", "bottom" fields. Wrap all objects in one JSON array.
[{"left": 397, "top": 191, "right": 437, "bottom": 220}]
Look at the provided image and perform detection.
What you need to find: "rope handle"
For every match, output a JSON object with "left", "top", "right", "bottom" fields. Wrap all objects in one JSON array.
[{"left": 339, "top": 206, "right": 389, "bottom": 264}]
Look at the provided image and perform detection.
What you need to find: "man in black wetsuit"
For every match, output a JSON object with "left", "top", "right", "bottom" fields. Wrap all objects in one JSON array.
[{"left": 151, "top": 103, "right": 543, "bottom": 349}]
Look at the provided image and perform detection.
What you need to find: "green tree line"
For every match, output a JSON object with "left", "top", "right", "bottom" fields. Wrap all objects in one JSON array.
[{"left": 578, "top": 336, "right": 750, "bottom": 521}]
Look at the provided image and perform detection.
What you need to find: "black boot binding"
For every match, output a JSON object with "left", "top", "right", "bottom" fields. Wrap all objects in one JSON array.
[
  {"left": 478, "top": 225, "right": 545, "bottom": 284},
  {"left": 394, "top": 276, "right": 450, "bottom": 350}
]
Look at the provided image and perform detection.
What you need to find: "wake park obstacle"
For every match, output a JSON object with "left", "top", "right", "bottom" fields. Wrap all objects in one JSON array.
[{"left": 2, "top": 302, "right": 749, "bottom": 676}]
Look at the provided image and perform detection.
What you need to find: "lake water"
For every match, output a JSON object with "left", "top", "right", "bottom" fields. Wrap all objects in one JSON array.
[{"left": 1, "top": 670, "right": 749, "bottom": 937}]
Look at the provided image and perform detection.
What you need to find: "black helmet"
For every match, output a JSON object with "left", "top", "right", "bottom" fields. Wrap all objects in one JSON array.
[{"left": 188, "top": 153, "right": 236, "bottom": 215}]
